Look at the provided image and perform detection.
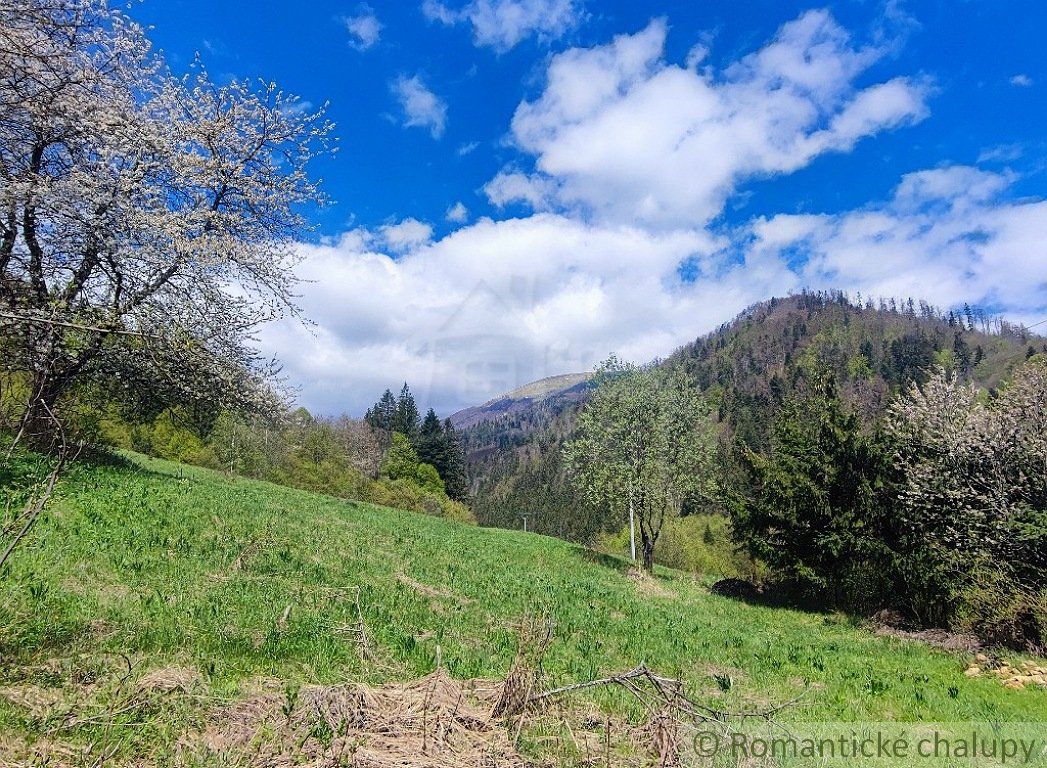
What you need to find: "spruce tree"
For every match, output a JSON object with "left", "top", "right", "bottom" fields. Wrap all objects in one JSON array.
[
  {"left": 391, "top": 383, "right": 420, "bottom": 440},
  {"left": 441, "top": 418, "right": 469, "bottom": 502},
  {"left": 416, "top": 408, "right": 446, "bottom": 469},
  {"left": 366, "top": 389, "right": 396, "bottom": 432},
  {"left": 730, "top": 377, "right": 891, "bottom": 609}
]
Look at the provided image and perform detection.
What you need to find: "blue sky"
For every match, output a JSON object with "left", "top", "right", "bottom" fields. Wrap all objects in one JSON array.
[{"left": 132, "top": 1, "right": 1047, "bottom": 416}]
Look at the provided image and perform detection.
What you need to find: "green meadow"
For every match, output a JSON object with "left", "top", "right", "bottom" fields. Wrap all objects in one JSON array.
[{"left": 1, "top": 451, "right": 1044, "bottom": 765}]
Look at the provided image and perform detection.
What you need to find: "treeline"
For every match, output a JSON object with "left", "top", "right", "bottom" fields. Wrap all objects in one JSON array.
[
  {"left": 727, "top": 357, "right": 1047, "bottom": 650},
  {"left": 45, "top": 382, "right": 475, "bottom": 524}
]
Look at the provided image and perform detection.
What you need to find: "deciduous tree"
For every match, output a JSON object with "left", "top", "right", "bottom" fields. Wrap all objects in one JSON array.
[
  {"left": 0, "top": 0, "right": 332, "bottom": 442},
  {"left": 564, "top": 358, "right": 717, "bottom": 571}
]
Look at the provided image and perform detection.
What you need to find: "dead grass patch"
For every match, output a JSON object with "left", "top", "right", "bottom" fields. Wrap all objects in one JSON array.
[
  {"left": 192, "top": 669, "right": 538, "bottom": 767},
  {"left": 397, "top": 573, "right": 473, "bottom": 604},
  {"left": 626, "top": 568, "right": 675, "bottom": 599}
]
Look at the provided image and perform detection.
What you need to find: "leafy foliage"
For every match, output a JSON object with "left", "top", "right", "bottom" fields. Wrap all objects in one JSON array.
[{"left": 564, "top": 359, "right": 717, "bottom": 570}]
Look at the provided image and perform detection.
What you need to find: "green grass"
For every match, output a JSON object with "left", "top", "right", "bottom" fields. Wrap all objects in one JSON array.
[{"left": 1, "top": 450, "right": 1045, "bottom": 765}]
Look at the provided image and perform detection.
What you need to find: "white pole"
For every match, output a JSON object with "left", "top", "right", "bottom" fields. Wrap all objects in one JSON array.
[{"left": 628, "top": 485, "right": 636, "bottom": 562}]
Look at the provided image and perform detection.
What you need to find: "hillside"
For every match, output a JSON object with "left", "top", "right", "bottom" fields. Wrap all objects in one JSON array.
[
  {"left": 2, "top": 451, "right": 1045, "bottom": 766},
  {"left": 461, "top": 292, "right": 1042, "bottom": 540},
  {"left": 450, "top": 373, "right": 592, "bottom": 431}
]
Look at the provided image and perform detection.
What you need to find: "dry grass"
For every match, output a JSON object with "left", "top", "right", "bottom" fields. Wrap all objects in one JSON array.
[
  {"left": 625, "top": 568, "right": 675, "bottom": 600},
  {"left": 191, "top": 669, "right": 537, "bottom": 768}
]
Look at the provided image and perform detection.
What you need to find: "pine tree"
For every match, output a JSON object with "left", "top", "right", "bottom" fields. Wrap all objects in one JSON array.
[
  {"left": 953, "top": 332, "right": 972, "bottom": 374},
  {"left": 441, "top": 418, "right": 469, "bottom": 502},
  {"left": 366, "top": 389, "right": 396, "bottom": 432},
  {"left": 416, "top": 408, "right": 446, "bottom": 469},
  {"left": 391, "top": 383, "right": 420, "bottom": 440}
]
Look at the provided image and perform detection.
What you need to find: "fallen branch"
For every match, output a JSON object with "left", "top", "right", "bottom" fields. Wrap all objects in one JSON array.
[
  {"left": 528, "top": 662, "right": 808, "bottom": 724},
  {"left": 523, "top": 663, "right": 807, "bottom": 767},
  {"left": 0, "top": 444, "right": 78, "bottom": 571}
]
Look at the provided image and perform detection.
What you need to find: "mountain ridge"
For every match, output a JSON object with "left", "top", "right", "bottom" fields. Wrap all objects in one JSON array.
[
  {"left": 458, "top": 291, "right": 1044, "bottom": 541},
  {"left": 449, "top": 372, "right": 592, "bottom": 430}
]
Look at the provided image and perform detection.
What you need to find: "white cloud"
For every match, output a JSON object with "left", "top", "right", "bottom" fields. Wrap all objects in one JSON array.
[
  {"left": 343, "top": 6, "right": 382, "bottom": 50},
  {"left": 484, "top": 170, "right": 557, "bottom": 209},
  {"left": 422, "top": 0, "right": 582, "bottom": 51},
  {"left": 259, "top": 11, "right": 1046, "bottom": 417},
  {"left": 263, "top": 215, "right": 740, "bottom": 415},
  {"left": 379, "top": 218, "right": 434, "bottom": 251},
  {"left": 1011, "top": 74, "right": 1033, "bottom": 87},
  {"left": 977, "top": 143, "right": 1023, "bottom": 164},
  {"left": 445, "top": 202, "right": 470, "bottom": 223},
  {"left": 750, "top": 166, "right": 1047, "bottom": 319},
  {"left": 391, "top": 75, "right": 447, "bottom": 138},
  {"left": 505, "top": 11, "right": 930, "bottom": 226}
]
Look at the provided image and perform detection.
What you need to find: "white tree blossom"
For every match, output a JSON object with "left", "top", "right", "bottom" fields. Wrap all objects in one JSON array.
[
  {"left": 884, "top": 360, "right": 1047, "bottom": 575},
  {"left": 0, "top": 0, "right": 334, "bottom": 437}
]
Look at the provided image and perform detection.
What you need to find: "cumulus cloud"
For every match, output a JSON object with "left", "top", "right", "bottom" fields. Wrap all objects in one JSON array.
[
  {"left": 391, "top": 75, "right": 447, "bottom": 138},
  {"left": 343, "top": 6, "right": 382, "bottom": 50},
  {"left": 422, "top": 0, "right": 582, "bottom": 51},
  {"left": 262, "top": 216, "right": 739, "bottom": 415},
  {"left": 261, "top": 11, "right": 1045, "bottom": 416},
  {"left": 445, "top": 202, "right": 470, "bottom": 223},
  {"left": 484, "top": 170, "right": 557, "bottom": 209},
  {"left": 504, "top": 11, "right": 930, "bottom": 226},
  {"left": 749, "top": 166, "right": 1047, "bottom": 320},
  {"left": 1010, "top": 74, "right": 1033, "bottom": 87},
  {"left": 379, "top": 218, "right": 434, "bottom": 251}
]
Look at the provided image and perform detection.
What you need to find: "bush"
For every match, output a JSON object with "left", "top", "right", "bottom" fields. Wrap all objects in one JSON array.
[
  {"left": 954, "top": 570, "right": 1046, "bottom": 652},
  {"left": 597, "top": 514, "right": 750, "bottom": 579}
]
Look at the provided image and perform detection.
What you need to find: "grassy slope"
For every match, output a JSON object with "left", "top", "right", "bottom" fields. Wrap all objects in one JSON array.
[{"left": 1, "top": 451, "right": 1045, "bottom": 763}]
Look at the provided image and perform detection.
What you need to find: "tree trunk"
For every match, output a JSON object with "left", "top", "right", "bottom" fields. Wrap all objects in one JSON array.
[
  {"left": 641, "top": 534, "right": 655, "bottom": 572},
  {"left": 16, "top": 371, "right": 63, "bottom": 449}
]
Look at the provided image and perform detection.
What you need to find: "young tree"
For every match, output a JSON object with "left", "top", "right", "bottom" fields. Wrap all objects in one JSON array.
[
  {"left": 0, "top": 0, "right": 332, "bottom": 442},
  {"left": 333, "top": 416, "right": 383, "bottom": 480},
  {"left": 564, "top": 359, "right": 717, "bottom": 571}
]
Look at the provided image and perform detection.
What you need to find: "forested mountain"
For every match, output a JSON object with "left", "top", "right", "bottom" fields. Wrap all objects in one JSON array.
[
  {"left": 449, "top": 373, "right": 591, "bottom": 430},
  {"left": 461, "top": 291, "right": 1043, "bottom": 541}
]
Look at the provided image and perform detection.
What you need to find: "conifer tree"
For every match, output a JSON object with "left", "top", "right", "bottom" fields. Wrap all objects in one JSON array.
[
  {"left": 392, "top": 383, "right": 420, "bottom": 440},
  {"left": 368, "top": 393, "right": 399, "bottom": 435},
  {"left": 441, "top": 418, "right": 470, "bottom": 502},
  {"left": 416, "top": 408, "right": 446, "bottom": 469}
]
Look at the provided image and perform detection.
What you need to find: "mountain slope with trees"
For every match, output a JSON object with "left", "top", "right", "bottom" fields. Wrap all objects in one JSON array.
[
  {"left": 462, "top": 292, "right": 1041, "bottom": 543},
  {"left": 462, "top": 291, "right": 1047, "bottom": 647}
]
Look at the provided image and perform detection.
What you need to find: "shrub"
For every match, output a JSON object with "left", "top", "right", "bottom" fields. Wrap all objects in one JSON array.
[{"left": 597, "top": 514, "right": 750, "bottom": 579}]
